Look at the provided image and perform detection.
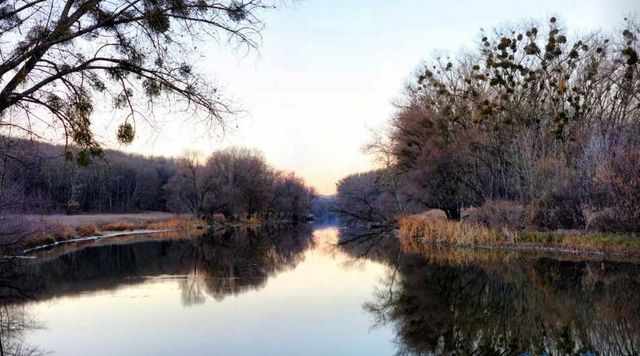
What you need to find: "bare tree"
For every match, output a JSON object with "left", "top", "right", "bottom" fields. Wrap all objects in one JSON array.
[
  {"left": 0, "top": 0, "right": 274, "bottom": 163},
  {"left": 343, "top": 17, "right": 640, "bottom": 229},
  {"left": 165, "top": 150, "right": 204, "bottom": 213}
]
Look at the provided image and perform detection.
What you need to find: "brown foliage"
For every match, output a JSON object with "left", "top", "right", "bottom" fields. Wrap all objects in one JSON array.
[
  {"left": 465, "top": 200, "right": 526, "bottom": 231},
  {"left": 75, "top": 224, "right": 97, "bottom": 236},
  {"left": 586, "top": 209, "right": 619, "bottom": 233},
  {"left": 347, "top": 17, "right": 640, "bottom": 236},
  {"left": 97, "top": 221, "right": 139, "bottom": 232},
  {"left": 600, "top": 149, "right": 640, "bottom": 231},
  {"left": 529, "top": 191, "right": 585, "bottom": 230},
  {"left": 398, "top": 214, "right": 506, "bottom": 248}
]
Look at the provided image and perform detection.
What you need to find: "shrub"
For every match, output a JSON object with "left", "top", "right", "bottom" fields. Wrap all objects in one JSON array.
[
  {"left": 529, "top": 191, "right": 585, "bottom": 230},
  {"left": 465, "top": 200, "right": 526, "bottom": 230},
  {"left": 586, "top": 209, "right": 619, "bottom": 233},
  {"left": 596, "top": 148, "right": 640, "bottom": 232}
]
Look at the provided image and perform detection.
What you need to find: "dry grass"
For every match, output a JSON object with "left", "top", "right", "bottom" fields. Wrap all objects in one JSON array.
[
  {"left": 517, "top": 230, "right": 640, "bottom": 252},
  {"left": 20, "top": 222, "right": 75, "bottom": 250},
  {"left": 399, "top": 215, "right": 506, "bottom": 250},
  {"left": 75, "top": 224, "right": 97, "bottom": 236},
  {"left": 93, "top": 216, "right": 206, "bottom": 232},
  {"left": 146, "top": 217, "right": 206, "bottom": 230},
  {"left": 22, "top": 212, "right": 188, "bottom": 229},
  {"left": 398, "top": 213, "right": 640, "bottom": 257},
  {"left": 9, "top": 213, "right": 207, "bottom": 253},
  {"left": 97, "top": 221, "right": 140, "bottom": 231}
]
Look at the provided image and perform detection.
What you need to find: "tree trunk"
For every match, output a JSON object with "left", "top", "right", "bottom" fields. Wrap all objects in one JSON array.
[{"left": 444, "top": 207, "right": 461, "bottom": 221}]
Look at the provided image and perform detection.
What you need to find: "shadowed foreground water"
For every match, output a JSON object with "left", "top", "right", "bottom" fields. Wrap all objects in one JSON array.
[{"left": 1, "top": 225, "right": 640, "bottom": 355}]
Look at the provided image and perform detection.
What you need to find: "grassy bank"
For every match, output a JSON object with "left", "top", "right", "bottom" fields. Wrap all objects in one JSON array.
[
  {"left": 8, "top": 213, "right": 207, "bottom": 252},
  {"left": 4, "top": 212, "right": 305, "bottom": 255},
  {"left": 398, "top": 212, "right": 640, "bottom": 258}
]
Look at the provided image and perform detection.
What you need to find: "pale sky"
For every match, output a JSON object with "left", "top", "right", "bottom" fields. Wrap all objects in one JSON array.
[{"left": 100, "top": 0, "right": 638, "bottom": 194}]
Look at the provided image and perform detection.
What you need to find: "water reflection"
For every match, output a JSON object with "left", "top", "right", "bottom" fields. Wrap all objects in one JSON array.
[
  {"left": 6, "top": 225, "right": 313, "bottom": 305},
  {"left": 0, "top": 226, "right": 396, "bottom": 355},
  {"left": 1, "top": 226, "right": 639, "bottom": 355},
  {"left": 0, "top": 226, "right": 315, "bottom": 354},
  {"left": 0, "top": 305, "right": 43, "bottom": 356},
  {"left": 347, "top": 234, "right": 640, "bottom": 355}
]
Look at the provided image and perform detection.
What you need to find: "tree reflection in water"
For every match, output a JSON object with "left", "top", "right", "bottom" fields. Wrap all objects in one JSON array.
[
  {"left": 11, "top": 225, "right": 312, "bottom": 305},
  {"left": 0, "top": 225, "right": 313, "bottom": 354},
  {"left": 2, "top": 226, "right": 640, "bottom": 355},
  {"left": 0, "top": 258, "right": 45, "bottom": 356},
  {"left": 0, "top": 304, "right": 43, "bottom": 356},
  {"left": 346, "top": 233, "right": 640, "bottom": 356}
]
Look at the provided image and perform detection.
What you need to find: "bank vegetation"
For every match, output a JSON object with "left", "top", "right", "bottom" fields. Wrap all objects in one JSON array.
[
  {"left": 336, "top": 18, "right": 640, "bottom": 253},
  {"left": 0, "top": 138, "right": 315, "bottom": 251}
]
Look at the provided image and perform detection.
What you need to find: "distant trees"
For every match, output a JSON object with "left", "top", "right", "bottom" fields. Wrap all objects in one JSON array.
[
  {"left": 0, "top": 0, "right": 274, "bottom": 162},
  {"left": 193, "top": 148, "right": 315, "bottom": 221},
  {"left": 198, "top": 148, "right": 272, "bottom": 218},
  {"left": 335, "top": 171, "right": 402, "bottom": 226},
  {"left": 0, "top": 137, "right": 315, "bottom": 220},
  {"left": 338, "top": 18, "right": 640, "bottom": 232},
  {"left": 165, "top": 150, "right": 206, "bottom": 213},
  {"left": 0, "top": 136, "right": 176, "bottom": 212},
  {"left": 269, "top": 171, "right": 316, "bottom": 221}
]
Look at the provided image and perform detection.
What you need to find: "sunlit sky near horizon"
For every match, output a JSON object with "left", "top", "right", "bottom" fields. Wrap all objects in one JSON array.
[{"left": 98, "top": 0, "right": 637, "bottom": 195}]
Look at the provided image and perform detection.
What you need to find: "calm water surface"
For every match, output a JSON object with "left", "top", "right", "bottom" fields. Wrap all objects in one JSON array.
[
  {"left": 2, "top": 225, "right": 640, "bottom": 355},
  {"left": 11, "top": 226, "right": 395, "bottom": 355}
]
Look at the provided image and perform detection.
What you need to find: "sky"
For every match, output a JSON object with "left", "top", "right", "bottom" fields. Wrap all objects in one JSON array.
[{"left": 102, "top": 0, "right": 638, "bottom": 195}]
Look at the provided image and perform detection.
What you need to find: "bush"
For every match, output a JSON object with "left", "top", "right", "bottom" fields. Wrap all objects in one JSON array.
[
  {"left": 586, "top": 209, "right": 619, "bottom": 233},
  {"left": 596, "top": 148, "right": 640, "bottom": 232},
  {"left": 464, "top": 200, "right": 526, "bottom": 230},
  {"left": 529, "top": 191, "right": 585, "bottom": 230}
]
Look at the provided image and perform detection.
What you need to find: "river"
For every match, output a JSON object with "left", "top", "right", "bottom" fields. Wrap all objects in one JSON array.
[{"left": 1, "top": 224, "right": 639, "bottom": 355}]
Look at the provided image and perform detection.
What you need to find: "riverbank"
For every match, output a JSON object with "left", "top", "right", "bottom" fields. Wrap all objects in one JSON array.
[
  {"left": 2, "top": 212, "right": 308, "bottom": 256},
  {"left": 398, "top": 212, "right": 640, "bottom": 258},
  {"left": 4, "top": 213, "right": 206, "bottom": 253}
]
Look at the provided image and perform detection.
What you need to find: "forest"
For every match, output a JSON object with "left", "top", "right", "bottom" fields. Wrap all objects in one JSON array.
[
  {"left": 0, "top": 137, "right": 315, "bottom": 221},
  {"left": 336, "top": 17, "right": 640, "bottom": 235}
]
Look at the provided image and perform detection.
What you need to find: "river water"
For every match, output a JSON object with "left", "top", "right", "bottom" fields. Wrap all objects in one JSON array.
[{"left": 1, "top": 225, "right": 639, "bottom": 355}]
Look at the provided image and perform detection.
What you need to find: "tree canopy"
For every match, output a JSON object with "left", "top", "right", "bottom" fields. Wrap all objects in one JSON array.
[
  {"left": 0, "top": 0, "right": 273, "bottom": 163},
  {"left": 337, "top": 17, "right": 640, "bottom": 231}
]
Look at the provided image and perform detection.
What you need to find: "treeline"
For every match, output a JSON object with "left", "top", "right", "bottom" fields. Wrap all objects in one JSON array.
[
  {"left": 337, "top": 18, "right": 640, "bottom": 232},
  {"left": 0, "top": 138, "right": 315, "bottom": 220},
  {"left": 165, "top": 148, "right": 315, "bottom": 220}
]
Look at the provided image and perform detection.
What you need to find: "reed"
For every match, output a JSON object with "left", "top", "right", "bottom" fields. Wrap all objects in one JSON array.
[
  {"left": 398, "top": 213, "right": 640, "bottom": 257},
  {"left": 399, "top": 215, "right": 506, "bottom": 248},
  {"left": 97, "top": 221, "right": 140, "bottom": 232},
  {"left": 146, "top": 217, "right": 206, "bottom": 230}
]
